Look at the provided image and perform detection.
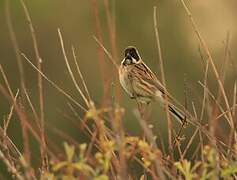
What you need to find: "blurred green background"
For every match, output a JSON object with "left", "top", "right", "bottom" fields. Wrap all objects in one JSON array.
[{"left": 0, "top": 0, "right": 237, "bottom": 176}]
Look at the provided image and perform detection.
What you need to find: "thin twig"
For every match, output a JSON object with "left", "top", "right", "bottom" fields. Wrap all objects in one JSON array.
[
  {"left": 0, "top": 65, "right": 31, "bottom": 164},
  {"left": 5, "top": 0, "right": 26, "bottom": 93},
  {"left": 23, "top": 89, "right": 41, "bottom": 130},
  {"left": 4, "top": 90, "right": 19, "bottom": 135},
  {"left": 200, "top": 55, "right": 209, "bottom": 122},
  {"left": 183, "top": 128, "right": 198, "bottom": 158},
  {"left": 198, "top": 81, "right": 229, "bottom": 122},
  {"left": 232, "top": 82, "right": 236, "bottom": 118},
  {"left": 153, "top": 6, "right": 173, "bottom": 158},
  {"left": 20, "top": 0, "right": 46, "bottom": 170},
  {"left": 72, "top": 46, "right": 92, "bottom": 102},
  {"left": 58, "top": 29, "right": 89, "bottom": 108},
  {"left": 216, "top": 104, "right": 237, "bottom": 121},
  {"left": 93, "top": 36, "right": 119, "bottom": 69},
  {"left": 134, "top": 109, "right": 166, "bottom": 180},
  {"left": 180, "top": 0, "right": 234, "bottom": 128},
  {"left": 91, "top": 0, "right": 112, "bottom": 106},
  {"left": 199, "top": 61, "right": 209, "bottom": 162},
  {"left": 0, "top": 150, "right": 24, "bottom": 180},
  {"left": 0, "top": 85, "right": 40, "bottom": 142},
  {"left": 21, "top": 53, "right": 86, "bottom": 112}
]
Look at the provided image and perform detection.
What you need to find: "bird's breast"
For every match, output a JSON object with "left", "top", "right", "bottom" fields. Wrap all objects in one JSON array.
[{"left": 119, "top": 66, "right": 133, "bottom": 97}]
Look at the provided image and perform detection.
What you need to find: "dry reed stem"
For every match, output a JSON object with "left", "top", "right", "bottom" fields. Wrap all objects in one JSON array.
[
  {"left": 65, "top": 104, "right": 109, "bottom": 159},
  {"left": 199, "top": 81, "right": 228, "bottom": 118},
  {"left": 178, "top": 102, "right": 199, "bottom": 159},
  {"left": 0, "top": 126, "right": 22, "bottom": 157},
  {"left": 103, "top": 0, "right": 122, "bottom": 104},
  {"left": 0, "top": 80, "right": 40, "bottom": 144},
  {"left": 174, "top": 2, "right": 236, "bottom": 156},
  {"left": 19, "top": 0, "right": 44, "bottom": 122},
  {"left": 180, "top": 0, "right": 234, "bottom": 128},
  {"left": 200, "top": 60, "right": 209, "bottom": 121},
  {"left": 232, "top": 82, "right": 236, "bottom": 118},
  {"left": 190, "top": 143, "right": 201, "bottom": 161},
  {"left": 227, "top": 82, "right": 237, "bottom": 155},
  {"left": 72, "top": 47, "right": 92, "bottom": 102},
  {"left": 23, "top": 89, "right": 41, "bottom": 130},
  {"left": 176, "top": 138, "right": 183, "bottom": 161},
  {"left": 91, "top": 0, "right": 112, "bottom": 106},
  {"left": 199, "top": 57, "right": 209, "bottom": 161},
  {"left": 153, "top": 6, "right": 173, "bottom": 158},
  {"left": 231, "top": 82, "right": 237, "bottom": 154},
  {"left": 210, "top": 33, "right": 230, "bottom": 130},
  {"left": 216, "top": 104, "right": 237, "bottom": 121},
  {"left": 133, "top": 156, "right": 159, "bottom": 179},
  {"left": 0, "top": 65, "right": 30, "bottom": 163},
  {"left": 58, "top": 29, "right": 89, "bottom": 108},
  {"left": 192, "top": 102, "right": 198, "bottom": 119},
  {"left": 0, "top": 150, "right": 24, "bottom": 180},
  {"left": 85, "top": 128, "right": 98, "bottom": 159},
  {"left": 5, "top": 0, "right": 32, "bottom": 170},
  {"left": 19, "top": 0, "right": 47, "bottom": 171},
  {"left": 0, "top": 68, "right": 39, "bottom": 178},
  {"left": 5, "top": 0, "right": 26, "bottom": 93},
  {"left": 175, "top": 106, "right": 231, "bottom": 155},
  {"left": 93, "top": 36, "right": 119, "bottom": 69},
  {"left": 21, "top": 53, "right": 86, "bottom": 111},
  {"left": 207, "top": 34, "right": 231, "bottom": 172},
  {"left": 65, "top": 103, "right": 105, "bottom": 151},
  {"left": 66, "top": 103, "right": 97, "bottom": 141},
  {"left": 183, "top": 128, "right": 199, "bottom": 158},
  {"left": 112, "top": 106, "right": 128, "bottom": 180},
  {"left": 4, "top": 90, "right": 19, "bottom": 135},
  {"left": 134, "top": 109, "right": 166, "bottom": 180},
  {"left": 103, "top": 0, "right": 118, "bottom": 63}
]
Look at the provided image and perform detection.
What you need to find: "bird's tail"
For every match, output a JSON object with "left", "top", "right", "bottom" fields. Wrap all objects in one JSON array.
[{"left": 168, "top": 104, "right": 186, "bottom": 124}]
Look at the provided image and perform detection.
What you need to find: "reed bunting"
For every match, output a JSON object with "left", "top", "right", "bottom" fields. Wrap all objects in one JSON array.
[{"left": 119, "top": 46, "right": 185, "bottom": 124}]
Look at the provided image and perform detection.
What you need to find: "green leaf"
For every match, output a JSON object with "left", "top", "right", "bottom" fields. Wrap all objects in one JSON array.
[
  {"left": 64, "top": 142, "right": 75, "bottom": 162},
  {"left": 93, "top": 174, "right": 109, "bottom": 180},
  {"left": 62, "top": 175, "right": 76, "bottom": 180},
  {"left": 221, "top": 163, "right": 237, "bottom": 177},
  {"left": 52, "top": 161, "right": 68, "bottom": 171},
  {"left": 40, "top": 172, "right": 55, "bottom": 180},
  {"left": 73, "top": 162, "right": 95, "bottom": 174},
  {"left": 174, "top": 160, "right": 195, "bottom": 180}
]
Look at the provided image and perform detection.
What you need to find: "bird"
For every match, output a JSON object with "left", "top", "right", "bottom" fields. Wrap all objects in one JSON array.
[{"left": 119, "top": 46, "right": 186, "bottom": 124}]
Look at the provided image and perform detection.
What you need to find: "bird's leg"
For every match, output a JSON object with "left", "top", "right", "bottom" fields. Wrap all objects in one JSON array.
[
  {"left": 173, "top": 121, "right": 186, "bottom": 146},
  {"left": 174, "top": 85, "right": 189, "bottom": 145},
  {"left": 173, "top": 112, "right": 187, "bottom": 146}
]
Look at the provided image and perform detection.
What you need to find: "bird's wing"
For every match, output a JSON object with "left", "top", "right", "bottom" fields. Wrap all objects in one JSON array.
[
  {"left": 131, "top": 62, "right": 181, "bottom": 103},
  {"left": 133, "top": 62, "right": 165, "bottom": 93}
]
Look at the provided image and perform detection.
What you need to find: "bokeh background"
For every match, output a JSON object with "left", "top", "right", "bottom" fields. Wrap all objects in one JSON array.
[{"left": 0, "top": 0, "right": 237, "bottom": 176}]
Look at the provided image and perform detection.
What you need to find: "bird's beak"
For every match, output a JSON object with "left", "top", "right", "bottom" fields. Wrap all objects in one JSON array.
[{"left": 122, "top": 54, "right": 132, "bottom": 66}]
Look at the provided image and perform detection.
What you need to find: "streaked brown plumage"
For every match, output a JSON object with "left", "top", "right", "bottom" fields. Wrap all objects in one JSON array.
[{"left": 119, "top": 46, "right": 185, "bottom": 123}]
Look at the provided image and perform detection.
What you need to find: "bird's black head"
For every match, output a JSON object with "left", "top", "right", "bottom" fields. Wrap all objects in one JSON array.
[
  {"left": 122, "top": 46, "right": 141, "bottom": 66},
  {"left": 124, "top": 46, "right": 140, "bottom": 61}
]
